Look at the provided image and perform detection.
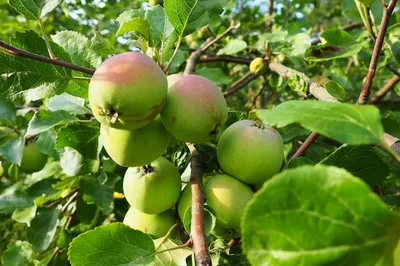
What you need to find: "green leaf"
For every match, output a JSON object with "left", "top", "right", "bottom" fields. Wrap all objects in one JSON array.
[
  {"left": 320, "top": 145, "right": 390, "bottom": 186},
  {"left": 305, "top": 29, "right": 364, "bottom": 62},
  {"left": 1, "top": 241, "right": 35, "bottom": 266},
  {"left": 12, "top": 204, "right": 37, "bottom": 226},
  {"left": 217, "top": 40, "right": 248, "bottom": 55},
  {"left": 115, "top": 10, "right": 149, "bottom": 38},
  {"left": 51, "top": 30, "right": 103, "bottom": 68},
  {"left": 8, "top": 0, "right": 62, "bottom": 20},
  {"left": 68, "top": 223, "right": 156, "bottom": 266},
  {"left": 26, "top": 207, "right": 60, "bottom": 252},
  {"left": 287, "top": 73, "right": 308, "bottom": 96},
  {"left": 55, "top": 123, "right": 100, "bottom": 176},
  {"left": 0, "top": 190, "right": 34, "bottom": 213},
  {"left": 36, "top": 130, "right": 60, "bottom": 159},
  {"left": 0, "top": 134, "right": 25, "bottom": 165},
  {"left": 389, "top": 41, "right": 400, "bottom": 65},
  {"left": 242, "top": 165, "right": 400, "bottom": 266},
  {"left": 0, "top": 102, "right": 17, "bottom": 126},
  {"left": 182, "top": 206, "right": 216, "bottom": 236},
  {"left": 164, "top": 0, "right": 229, "bottom": 36},
  {"left": 80, "top": 172, "right": 120, "bottom": 215},
  {"left": 145, "top": 5, "right": 175, "bottom": 48},
  {"left": 0, "top": 31, "right": 72, "bottom": 102},
  {"left": 90, "top": 33, "right": 114, "bottom": 58},
  {"left": 325, "top": 80, "right": 346, "bottom": 101},
  {"left": 256, "top": 100, "right": 383, "bottom": 145},
  {"left": 153, "top": 238, "right": 192, "bottom": 266},
  {"left": 196, "top": 67, "right": 232, "bottom": 85},
  {"left": 357, "top": 0, "right": 376, "bottom": 6},
  {"left": 26, "top": 110, "right": 77, "bottom": 136}
]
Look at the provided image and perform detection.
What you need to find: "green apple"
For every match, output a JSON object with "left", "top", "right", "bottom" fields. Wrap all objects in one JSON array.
[
  {"left": 217, "top": 120, "right": 284, "bottom": 185},
  {"left": 89, "top": 52, "right": 168, "bottom": 130},
  {"left": 123, "top": 157, "right": 181, "bottom": 214},
  {"left": 250, "top": 57, "right": 268, "bottom": 76},
  {"left": 204, "top": 174, "right": 253, "bottom": 230},
  {"left": 149, "top": 0, "right": 163, "bottom": 7},
  {"left": 101, "top": 116, "right": 171, "bottom": 167},
  {"left": 20, "top": 142, "right": 48, "bottom": 173},
  {"left": 161, "top": 75, "right": 228, "bottom": 144},
  {"left": 123, "top": 207, "right": 175, "bottom": 238},
  {"left": 177, "top": 184, "right": 191, "bottom": 220}
]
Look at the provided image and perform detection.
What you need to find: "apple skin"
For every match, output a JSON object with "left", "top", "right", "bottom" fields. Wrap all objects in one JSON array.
[
  {"left": 101, "top": 116, "right": 171, "bottom": 167},
  {"left": 161, "top": 75, "right": 228, "bottom": 144},
  {"left": 177, "top": 184, "right": 191, "bottom": 221},
  {"left": 149, "top": 0, "right": 163, "bottom": 7},
  {"left": 123, "top": 207, "right": 175, "bottom": 238},
  {"left": 249, "top": 57, "right": 268, "bottom": 76},
  {"left": 89, "top": 52, "right": 168, "bottom": 130},
  {"left": 123, "top": 157, "right": 181, "bottom": 214},
  {"left": 204, "top": 174, "right": 253, "bottom": 230},
  {"left": 217, "top": 120, "right": 284, "bottom": 185},
  {"left": 20, "top": 142, "right": 48, "bottom": 173}
]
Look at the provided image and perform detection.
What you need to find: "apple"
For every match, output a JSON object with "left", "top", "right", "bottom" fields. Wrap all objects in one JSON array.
[
  {"left": 89, "top": 52, "right": 168, "bottom": 130},
  {"left": 161, "top": 75, "right": 228, "bottom": 144},
  {"left": 101, "top": 116, "right": 171, "bottom": 167},
  {"left": 250, "top": 57, "right": 267, "bottom": 76},
  {"left": 217, "top": 120, "right": 284, "bottom": 185},
  {"left": 204, "top": 174, "right": 253, "bottom": 230},
  {"left": 123, "top": 207, "right": 175, "bottom": 238},
  {"left": 149, "top": 0, "right": 163, "bottom": 7},
  {"left": 20, "top": 142, "right": 48, "bottom": 173},
  {"left": 123, "top": 156, "right": 181, "bottom": 214},
  {"left": 177, "top": 184, "right": 191, "bottom": 220}
]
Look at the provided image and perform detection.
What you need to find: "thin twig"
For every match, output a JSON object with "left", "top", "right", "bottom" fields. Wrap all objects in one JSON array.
[
  {"left": 368, "top": 75, "right": 400, "bottom": 104},
  {"left": 186, "top": 143, "right": 211, "bottom": 266},
  {"left": 164, "top": 35, "right": 183, "bottom": 74},
  {"left": 184, "top": 24, "right": 237, "bottom": 75},
  {"left": 198, "top": 55, "right": 252, "bottom": 64},
  {"left": 357, "top": 0, "right": 398, "bottom": 104},
  {"left": 45, "top": 247, "right": 62, "bottom": 266},
  {"left": 44, "top": 187, "right": 80, "bottom": 208},
  {"left": 283, "top": 132, "right": 320, "bottom": 169},
  {"left": 0, "top": 41, "right": 95, "bottom": 75},
  {"left": 265, "top": 0, "right": 274, "bottom": 32},
  {"left": 200, "top": 22, "right": 237, "bottom": 53},
  {"left": 223, "top": 72, "right": 258, "bottom": 97}
]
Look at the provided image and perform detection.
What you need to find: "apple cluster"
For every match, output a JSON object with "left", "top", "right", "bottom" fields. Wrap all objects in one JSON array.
[{"left": 89, "top": 51, "right": 284, "bottom": 238}]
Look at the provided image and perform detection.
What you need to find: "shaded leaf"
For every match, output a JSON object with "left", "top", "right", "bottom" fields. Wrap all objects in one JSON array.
[
  {"left": 325, "top": 80, "right": 346, "bottom": 101},
  {"left": 0, "top": 190, "right": 34, "bottom": 214},
  {"left": 80, "top": 172, "right": 120, "bottom": 214},
  {"left": 26, "top": 207, "right": 59, "bottom": 252},
  {"left": 145, "top": 5, "right": 175, "bottom": 48},
  {"left": 68, "top": 223, "right": 156, "bottom": 266},
  {"left": 8, "top": 0, "right": 62, "bottom": 20},
  {"left": 1, "top": 241, "right": 35, "bottom": 266},
  {"left": 0, "top": 134, "right": 25, "bottom": 165}
]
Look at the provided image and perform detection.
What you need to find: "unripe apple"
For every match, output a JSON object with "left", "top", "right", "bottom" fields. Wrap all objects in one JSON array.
[
  {"left": 89, "top": 52, "right": 168, "bottom": 130},
  {"left": 177, "top": 184, "right": 191, "bottom": 220},
  {"left": 20, "top": 142, "right": 48, "bottom": 173},
  {"left": 204, "top": 174, "right": 253, "bottom": 230},
  {"left": 250, "top": 57, "right": 268, "bottom": 76},
  {"left": 217, "top": 120, "right": 284, "bottom": 185},
  {"left": 149, "top": 0, "right": 163, "bottom": 7},
  {"left": 123, "top": 207, "right": 175, "bottom": 238},
  {"left": 101, "top": 116, "right": 171, "bottom": 167},
  {"left": 161, "top": 75, "right": 228, "bottom": 144},
  {"left": 123, "top": 157, "right": 181, "bottom": 214}
]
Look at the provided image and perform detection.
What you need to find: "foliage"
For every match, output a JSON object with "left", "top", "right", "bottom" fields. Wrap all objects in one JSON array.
[{"left": 0, "top": 0, "right": 400, "bottom": 265}]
